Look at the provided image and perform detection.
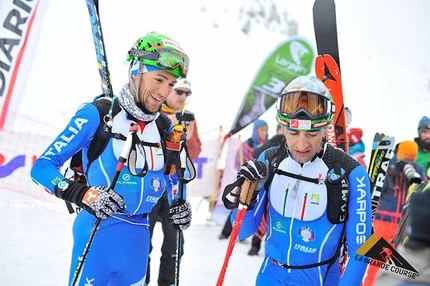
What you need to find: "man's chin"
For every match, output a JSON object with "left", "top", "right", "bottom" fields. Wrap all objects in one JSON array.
[
  {"left": 142, "top": 102, "right": 162, "bottom": 114},
  {"left": 292, "top": 153, "right": 312, "bottom": 164},
  {"left": 149, "top": 107, "right": 161, "bottom": 113}
]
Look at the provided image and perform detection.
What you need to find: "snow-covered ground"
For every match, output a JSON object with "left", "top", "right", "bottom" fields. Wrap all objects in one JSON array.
[{"left": 0, "top": 188, "right": 262, "bottom": 285}]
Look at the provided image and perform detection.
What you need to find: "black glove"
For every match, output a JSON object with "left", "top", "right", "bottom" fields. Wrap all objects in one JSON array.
[
  {"left": 54, "top": 179, "right": 126, "bottom": 220},
  {"left": 167, "top": 199, "right": 192, "bottom": 230},
  {"left": 164, "top": 147, "right": 180, "bottom": 176},
  {"left": 164, "top": 148, "right": 180, "bottom": 167},
  {"left": 237, "top": 159, "right": 267, "bottom": 182}
]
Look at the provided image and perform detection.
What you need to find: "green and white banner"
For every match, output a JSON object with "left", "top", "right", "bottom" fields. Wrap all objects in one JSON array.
[{"left": 229, "top": 36, "right": 315, "bottom": 136}]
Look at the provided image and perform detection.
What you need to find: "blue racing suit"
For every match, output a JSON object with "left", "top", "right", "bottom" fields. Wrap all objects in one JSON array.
[
  {"left": 31, "top": 102, "right": 183, "bottom": 285},
  {"left": 234, "top": 144, "right": 372, "bottom": 286}
]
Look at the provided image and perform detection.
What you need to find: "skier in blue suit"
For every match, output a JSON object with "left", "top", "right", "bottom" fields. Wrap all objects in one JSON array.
[
  {"left": 31, "top": 31, "right": 192, "bottom": 285},
  {"left": 223, "top": 76, "right": 372, "bottom": 286}
]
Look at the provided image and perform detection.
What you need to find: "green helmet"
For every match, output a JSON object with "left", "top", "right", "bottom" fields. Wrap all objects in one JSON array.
[
  {"left": 126, "top": 31, "right": 190, "bottom": 78},
  {"left": 276, "top": 76, "right": 335, "bottom": 131}
]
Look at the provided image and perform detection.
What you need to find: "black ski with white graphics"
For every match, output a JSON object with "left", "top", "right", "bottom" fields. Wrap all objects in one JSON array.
[
  {"left": 313, "top": 0, "right": 348, "bottom": 152},
  {"left": 367, "top": 133, "right": 395, "bottom": 220},
  {"left": 313, "top": 0, "right": 341, "bottom": 70}
]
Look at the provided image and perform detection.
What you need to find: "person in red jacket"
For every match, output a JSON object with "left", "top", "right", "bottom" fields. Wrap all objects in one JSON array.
[
  {"left": 146, "top": 78, "right": 202, "bottom": 286},
  {"left": 347, "top": 127, "right": 367, "bottom": 169}
]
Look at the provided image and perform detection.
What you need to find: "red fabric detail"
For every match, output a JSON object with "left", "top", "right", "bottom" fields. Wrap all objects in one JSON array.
[
  {"left": 136, "top": 120, "right": 146, "bottom": 134},
  {"left": 347, "top": 128, "right": 363, "bottom": 145},
  {"left": 186, "top": 119, "right": 202, "bottom": 161}
]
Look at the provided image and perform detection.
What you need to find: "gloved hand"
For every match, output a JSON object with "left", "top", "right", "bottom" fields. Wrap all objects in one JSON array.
[
  {"left": 164, "top": 148, "right": 180, "bottom": 175},
  {"left": 80, "top": 186, "right": 126, "bottom": 220},
  {"left": 237, "top": 159, "right": 267, "bottom": 182},
  {"left": 54, "top": 179, "right": 126, "bottom": 220},
  {"left": 167, "top": 199, "right": 192, "bottom": 230},
  {"left": 164, "top": 148, "right": 180, "bottom": 167}
]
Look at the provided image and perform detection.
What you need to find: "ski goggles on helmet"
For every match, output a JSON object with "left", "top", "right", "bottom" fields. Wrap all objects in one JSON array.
[
  {"left": 129, "top": 48, "right": 190, "bottom": 78},
  {"left": 278, "top": 91, "right": 333, "bottom": 119},
  {"left": 276, "top": 90, "right": 335, "bottom": 130}
]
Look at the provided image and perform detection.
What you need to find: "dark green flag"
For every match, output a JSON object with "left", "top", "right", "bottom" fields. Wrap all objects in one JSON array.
[{"left": 229, "top": 36, "right": 315, "bottom": 136}]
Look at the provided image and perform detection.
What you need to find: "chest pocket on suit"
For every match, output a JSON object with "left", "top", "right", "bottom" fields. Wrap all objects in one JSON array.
[
  {"left": 111, "top": 116, "right": 165, "bottom": 173},
  {"left": 270, "top": 175, "right": 328, "bottom": 221}
]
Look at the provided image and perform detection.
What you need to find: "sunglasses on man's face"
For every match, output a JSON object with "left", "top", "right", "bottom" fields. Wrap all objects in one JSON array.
[{"left": 175, "top": 89, "right": 191, "bottom": 96}]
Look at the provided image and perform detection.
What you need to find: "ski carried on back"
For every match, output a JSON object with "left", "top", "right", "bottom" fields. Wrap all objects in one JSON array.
[
  {"left": 315, "top": 55, "right": 348, "bottom": 152},
  {"left": 313, "top": 0, "right": 348, "bottom": 152},
  {"left": 367, "top": 133, "right": 395, "bottom": 220}
]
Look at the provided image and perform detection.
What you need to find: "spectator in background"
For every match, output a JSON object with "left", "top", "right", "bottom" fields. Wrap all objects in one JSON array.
[
  {"left": 235, "top": 119, "right": 269, "bottom": 170},
  {"left": 161, "top": 78, "right": 201, "bottom": 160},
  {"left": 415, "top": 116, "right": 430, "bottom": 180},
  {"left": 347, "top": 127, "right": 367, "bottom": 169},
  {"left": 252, "top": 123, "right": 285, "bottom": 159},
  {"left": 146, "top": 78, "right": 201, "bottom": 286},
  {"left": 363, "top": 140, "right": 425, "bottom": 286},
  {"left": 219, "top": 119, "right": 268, "bottom": 240}
]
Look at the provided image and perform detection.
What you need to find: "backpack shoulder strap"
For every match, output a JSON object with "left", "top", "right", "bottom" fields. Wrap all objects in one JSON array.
[
  {"left": 323, "top": 144, "right": 359, "bottom": 177},
  {"left": 85, "top": 96, "right": 122, "bottom": 171},
  {"left": 323, "top": 144, "right": 360, "bottom": 225},
  {"left": 264, "top": 138, "right": 288, "bottom": 190}
]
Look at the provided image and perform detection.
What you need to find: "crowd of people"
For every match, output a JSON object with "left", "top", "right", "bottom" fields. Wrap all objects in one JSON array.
[
  {"left": 367, "top": 117, "right": 430, "bottom": 286},
  {"left": 28, "top": 27, "right": 430, "bottom": 286}
]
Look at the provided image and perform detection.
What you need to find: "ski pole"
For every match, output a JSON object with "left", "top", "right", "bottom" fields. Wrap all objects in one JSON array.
[
  {"left": 71, "top": 124, "right": 138, "bottom": 286},
  {"left": 174, "top": 192, "right": 184, "bottom": 286},
  {"left": 71, "top": 1, "right": 120, "bottom": 284},
  {"left": 216, "top": 180, "right": 257, "bottom": 286},
  {"left": 174, "top": 133, "right": 188, "bottom": 286}
]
